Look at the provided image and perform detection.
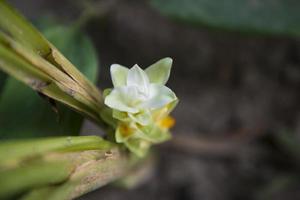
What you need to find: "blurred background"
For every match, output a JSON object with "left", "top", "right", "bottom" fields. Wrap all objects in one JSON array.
[{"left": 8, "top": 0, "right": 300, "bottom": 199}]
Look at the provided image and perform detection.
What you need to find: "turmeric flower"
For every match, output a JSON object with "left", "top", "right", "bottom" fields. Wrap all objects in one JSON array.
[{"left": 104, "top": 58, "right": 178, "bottom": 156}]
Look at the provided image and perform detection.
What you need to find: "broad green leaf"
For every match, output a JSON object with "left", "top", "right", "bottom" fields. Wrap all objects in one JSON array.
[
  {"left": 0, "top": 21, "right": 99, "bottom": 139},
  {"left": 0, "top": 79, "right": 79, "bottom": 139},
  {"left": 150, "top": 0, "right": 300, "bottom": 37},
  {"left": 0, "top": 70, "right": 7, "bottom": 95}
]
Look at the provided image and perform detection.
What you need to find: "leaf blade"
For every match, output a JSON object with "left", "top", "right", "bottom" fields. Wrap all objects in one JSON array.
[{"left": 151, "top": 0, "right": 300, "bottom": 37}]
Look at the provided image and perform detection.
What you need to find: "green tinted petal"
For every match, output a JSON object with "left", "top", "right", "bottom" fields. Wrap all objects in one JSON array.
[
  {"left": 152, "top": 99, "right": 179, "bottom": 121},
  {"left": 166, "top": 99, "right": 179, "bottom": 113},
  {"left": 143, "top": 125, "right": 172, "bottom": 143},
  {"left": 145, "top": 57, "right": 172, "bottom": 84},
  {"left": 115, "top": 123, "right": 139, "bottom": 143},
  {"left": 124, "top": 138, "right": 151, "bottom": 157},
  {"left": 103, "top": 88, "right": 112, "bottom": 98},
  {"left": 115, "top": 125, "right": 126, "bottom": 143},
  {"left": 112, "top": 110, "right": 130, "bottom": 122},
  {"left": 110, "top": 64, "right": 128, "bottom": 87},
  {"left": 128, "top": 110, "right": 152, "bottom": 126},
  {"left": 135, "top": 124, "right": 171, "bottom": 143}
]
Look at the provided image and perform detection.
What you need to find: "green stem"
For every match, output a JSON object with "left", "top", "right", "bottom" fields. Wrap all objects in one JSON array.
[
  {"left": 0, "top": 160, "right": 73, "bottom": 199},
  {"left": 21, "top": 148, "right": 129, "bottom": 200},
  {"left": 0, "top": 136, "right": 132, "bottom": 200},
  {"left": 0, "top": 136, "right": 115, "bottom": 168}
]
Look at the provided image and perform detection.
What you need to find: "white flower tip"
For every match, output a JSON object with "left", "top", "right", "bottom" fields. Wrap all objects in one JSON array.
[
  {"left": 128, "top": 64, "right": 150, "bottom": 88},
  {"left": 110, "top": 64, "right": 120, "bottom": 72},
  {"left": 110, "top": 64, "right": 129, "bottom": 87},
  {"left": 144, "top": 57, "right": 173, "bottom": 85},
  {"left": 163, "top": 57, "right": 173, "bottom": 66},
  {"left": 131, "top": 64, "right": 142, "bottom": 70},
  {"left": 129, "top": 64, "right": 146, "bottom": 77},
  {"left": 110, "top": 64, "right": 121, "bottom": 78}
]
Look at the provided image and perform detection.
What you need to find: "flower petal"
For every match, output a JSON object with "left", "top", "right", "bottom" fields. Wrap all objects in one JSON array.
[
  {"left": 104, "top": 86, "right": 139, "bottom": 113},
  {"left": 124, "top": 138, "right": 151, "bottom": 157},
  {"left": 115, "top": 123, "right": 135, "bottom": 143},
  {"left": 127, "top": 64, "right": 150, "bottom": 95},
  {"left": 103, "top": 88, "right": 112, "bottom": 98},
  {"left": 113, "top": 110, "right": 130, "bottom": 122},
  {"left": 128, "top": 110, "right": 152, "bottom": 126},
  {"left": 140, "top": 125, "right": 172, "bottom": 143},
  {"left": 110, "top": 64, "right": 128, "bottom": 87},
  {"left": 152, "top": 99, "right": 179, "bottom": 121},
  {"left": 145, "top": 57, "right": 172, "bottom": 84},
  {"left": 142, "top": 84, "right": 177, "bottom": 109}
]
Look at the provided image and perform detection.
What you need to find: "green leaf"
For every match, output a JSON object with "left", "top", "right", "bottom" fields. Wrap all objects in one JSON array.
[
  {"left": 150, "top": 0, "right": 300, "bottom": 37},
  {"left": 0, "top": 21, "right": 99, "bottom": 140},
  {"left": 0, "top": 70, "right": 7, "bottom": 95}
]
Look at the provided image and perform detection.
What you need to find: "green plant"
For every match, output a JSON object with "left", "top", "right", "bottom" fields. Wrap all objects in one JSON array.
[
  {"left": 0, "top": 1, "right": 177, "bottom": 199},
  {"left": 151, "top": 0, "right": 300, "bottom": 37}
]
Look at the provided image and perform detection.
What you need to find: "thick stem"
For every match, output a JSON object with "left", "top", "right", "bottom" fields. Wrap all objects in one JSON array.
[{"left": 22, "top": 148, "right": 129, "bottom": 200}]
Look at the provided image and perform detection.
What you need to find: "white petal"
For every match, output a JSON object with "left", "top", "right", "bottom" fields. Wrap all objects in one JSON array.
[
  {"left": 142, "top": 84, "right": 177, "bottom": 109},
  {"left": 104, "top": 86, "right": 139, "bottom": 113},
  {"left": 127, "top": 64, "right": 150, "bottom": 95},
  {"left": 110, "top": 64, "right": 128, "bottom": 87},
  {"left": 145, "top": 57, "right": 172, "bottom": 84}
]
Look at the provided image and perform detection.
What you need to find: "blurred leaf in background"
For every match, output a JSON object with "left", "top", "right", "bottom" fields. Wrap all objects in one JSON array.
[
  {"left": 0, "top": 19, "right": 99, "bottom": 139},
  {"left": 0, "top": 71, "right": 6, "bottom": 95},
  {"left": 150, "top": 0, "right": 300, "bottom": 37}
]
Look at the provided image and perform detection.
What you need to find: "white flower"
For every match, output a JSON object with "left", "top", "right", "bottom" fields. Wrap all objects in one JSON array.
[{"left": 104, "top": 58, "right": 177, "bottom": 126}]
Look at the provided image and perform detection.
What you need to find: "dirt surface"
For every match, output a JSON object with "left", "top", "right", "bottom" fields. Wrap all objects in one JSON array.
[{"left": 10, "top": 0, "right": 300, "bottom": 199}]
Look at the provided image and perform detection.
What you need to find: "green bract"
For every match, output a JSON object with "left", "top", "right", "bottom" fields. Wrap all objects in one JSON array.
[{"left": 104, "top": 58, "right": 178, "bottom": 156}]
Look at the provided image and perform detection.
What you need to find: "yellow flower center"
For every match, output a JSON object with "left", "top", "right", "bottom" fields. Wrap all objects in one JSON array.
[
  {"left": 119, "top": 123, "right": 134, "bottom": 138},
  {"left": 157, "top": 116, "right": 175, "bottom": 129}
]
